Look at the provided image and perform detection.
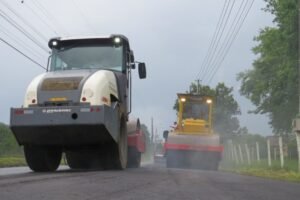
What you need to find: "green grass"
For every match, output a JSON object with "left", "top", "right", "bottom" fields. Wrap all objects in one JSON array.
[
  {"left": 0, "top": 156, "right": 26, "bottom": 168},
  {"left": 0, "top": 155, "right": 68, "bottom": 168},
  {"left": 220, "top": 159, "right": 300, "bottom": 183}
]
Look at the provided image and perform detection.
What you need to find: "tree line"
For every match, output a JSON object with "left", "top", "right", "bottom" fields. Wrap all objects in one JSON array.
[
  {"left": 238, "top": 0, "right": 298, "bottom": 134},
  {"left": 175, "top": 0, "right": 298, "bottom": 138},
  {"left": 0, "top": 123, "right": 22, "bottom": 156}
]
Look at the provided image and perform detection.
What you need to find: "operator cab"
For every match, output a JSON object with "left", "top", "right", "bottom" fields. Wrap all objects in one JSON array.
[
  {"left": 177, "top": 94, "right": 213, "bottom": 134},
  {"left": 182, "top": 100, "right": 209, "bottom": 120},
  {"left": 48, "top": 35, "right": 146, "bottom": 79}
]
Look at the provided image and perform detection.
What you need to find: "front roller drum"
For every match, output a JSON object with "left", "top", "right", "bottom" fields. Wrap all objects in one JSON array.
[
  {"left": 166, "top": 150, "right": 220, "bottom": 170},
  {"left": 166, "top": 150, "right": 182, "bottom": 168},
  {"left": 127, "top": 147, "right": 141, "bottom": 168},
  {"left": 66, "top": 115, "right": 128, "bottom": 170},
  {"left": 103, "top": 116, "right": 128, "bottom": 170}
]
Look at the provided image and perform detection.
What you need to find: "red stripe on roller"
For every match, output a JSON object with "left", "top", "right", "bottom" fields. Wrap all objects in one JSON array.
[
  {"left": 127, "top": 130, "right": 145, "bottom": 153},
  {"left": 164, "top": 143, "right": 224, "bottom": 152}
]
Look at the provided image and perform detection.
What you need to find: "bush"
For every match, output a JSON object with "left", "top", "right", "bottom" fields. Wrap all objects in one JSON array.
[{"left": 0, "top": 123, "right": 23, "bottom": 156}]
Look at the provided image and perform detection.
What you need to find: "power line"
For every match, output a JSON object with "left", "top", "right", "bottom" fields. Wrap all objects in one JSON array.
[
  {"left": 0, "top": 37, "right": 46, "bottom": 70},
  {"left": 195, "top": 0, "right": 229, "bottom": 79},
  {"left": 205, "top": 0, "right": 254, "bottom": 84},
  {"left": 31, "top": 0, "right": 69, "bottom": 35},
  {"left": 0, "top": 0, "right": 48, "bottom": 42},
  {"left": 0, "top": 8, "right": 49, "bottom": 52},
  {"left": 21, "top": 0, "right": 60, "bottom": 36},
  {"left": 200, "top": 0, "right": 236, "bottom": 81},
  {"left": 206, "top": 0, "right": 255, "bottom": 84},
  {"left": 196, "top": 0, "right": 231, "bottom": 78},
  {"left": 0, "top": 25, "right": 45, "bottom": 60},
  {"left": 203, "top": 0, "right": 249, "bottom": 83}
]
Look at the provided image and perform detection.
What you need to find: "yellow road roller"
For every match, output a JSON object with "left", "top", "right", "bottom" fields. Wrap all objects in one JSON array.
[{"left": 164, "top": 94, "right": 223, "bottom": 170}]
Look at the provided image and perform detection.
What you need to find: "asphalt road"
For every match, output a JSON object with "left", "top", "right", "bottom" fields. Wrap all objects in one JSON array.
[{"left": 0, "top": 162, "right": 299, "bottom": 200}]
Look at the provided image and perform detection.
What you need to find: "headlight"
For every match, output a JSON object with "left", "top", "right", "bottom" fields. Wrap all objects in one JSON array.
[
  {"left": 206, "top": 99, "right": 212, "bottom": 104},
  {"left": 48, "top": 38, "right": 60, "bottom": 48},
  {"left": 114, "top": 37, "right": 121, "bottom": 44}
]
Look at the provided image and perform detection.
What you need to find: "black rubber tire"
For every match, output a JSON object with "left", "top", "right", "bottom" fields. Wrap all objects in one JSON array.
[
  {"left": 24, "top": 145, "right": 62, "bottom": 172},
  {"left": 127, "top": 147, "right": 141, "bottom": 168}
]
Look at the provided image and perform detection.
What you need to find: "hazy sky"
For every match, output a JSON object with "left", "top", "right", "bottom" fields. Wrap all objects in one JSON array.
[{"left": 0, "top": 0, "right": 275, "bottom": 135}]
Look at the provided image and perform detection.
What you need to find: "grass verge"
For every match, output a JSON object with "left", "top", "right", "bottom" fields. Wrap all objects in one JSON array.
[
  {"left": 0, "top": 156, "right": 26, "bottom": 168},
  {"left": 220, "top": 159, "right": 300, "bottom": 183}
]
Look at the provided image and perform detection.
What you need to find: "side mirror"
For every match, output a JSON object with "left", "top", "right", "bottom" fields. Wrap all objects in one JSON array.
[
  {"left": 138, "top": 63, "right": 146, "bottom": 79},
  {"left": 163, "top": 130, "right": 169, "bottom": 140}
]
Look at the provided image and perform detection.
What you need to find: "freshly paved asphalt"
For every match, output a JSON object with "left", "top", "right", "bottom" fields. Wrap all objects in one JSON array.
[{"left": 0, "top": 161, "right": 299, "bottom": 200}]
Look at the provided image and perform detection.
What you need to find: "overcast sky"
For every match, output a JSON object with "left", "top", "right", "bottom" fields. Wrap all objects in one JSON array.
[{"left": 0, "top": 0, "right": 275, "bottom": 136}]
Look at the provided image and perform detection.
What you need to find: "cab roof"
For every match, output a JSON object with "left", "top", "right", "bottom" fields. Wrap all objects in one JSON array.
[
  {"left": 48, "top": 34, "right": 130, "bottom": 49},
  {"left": 177, "top": 93, "right": 213, "bottom": 99}
]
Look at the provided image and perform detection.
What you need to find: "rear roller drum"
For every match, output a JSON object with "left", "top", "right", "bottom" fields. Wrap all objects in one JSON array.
[
  {"left": 166, "top": 150, "right": 183, "bottom": 168},
  {"left": 127, "top": 147, "right": 141, "bottom": 168}
]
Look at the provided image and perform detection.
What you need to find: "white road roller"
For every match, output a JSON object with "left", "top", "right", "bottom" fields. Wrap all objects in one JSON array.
[{"left": 10, "top": 35, "right": 146, "bottom": 172}]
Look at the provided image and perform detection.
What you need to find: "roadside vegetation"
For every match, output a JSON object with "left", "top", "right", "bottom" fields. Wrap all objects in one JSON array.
[
  {"left": 221, "top": 159, "right": 300, "bottom": 183},
  {"left": 238, "top": 0, "right": 298, "bottom": 134},
  {"left": 222, "top": 0, "right": 300, "bottom": 182},
  {"left": 0, "top": 123, "right": 25, "bottom": 167},
  {"left": 220, "top": 133, "right": 300, "bottom": 182},
  {"left": 0, "top": 157, "right": 26, "bottom": 168}
]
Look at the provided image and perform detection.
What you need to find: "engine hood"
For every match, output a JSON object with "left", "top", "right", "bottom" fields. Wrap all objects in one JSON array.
[
  {"left": 42, "top": 69, "right": 97, "bottom": 80},
  {"left": 37, "top": 69, "right": 100, "bottom": 106}
]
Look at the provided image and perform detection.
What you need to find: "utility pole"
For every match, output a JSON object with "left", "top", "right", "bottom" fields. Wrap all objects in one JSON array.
[
  {"left": 195, "top": 79, "right": 201, "bottom": 94},
  {"left": 151, "top": 117, "right": 154, "bottom": 144},
  {"left": 153, "top": 128, "right": 158, "bottom": 155}
]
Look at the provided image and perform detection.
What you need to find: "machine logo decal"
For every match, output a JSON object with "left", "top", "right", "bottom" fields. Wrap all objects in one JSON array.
[{"left": 42, "top": 109, "right": 71, "bottom": 113}]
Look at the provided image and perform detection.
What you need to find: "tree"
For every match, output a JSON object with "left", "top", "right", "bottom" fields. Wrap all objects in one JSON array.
[
  {"left": 236, "top": 126, "right": 249, "bottom": 135},
  {"left": 237, "top": 0, "right": 298, "bottom": 134},
  {"left": 214, "top": 83, "right": 241, "bottom": 135},
  {"left": 173, "top": 82, "right": 241, "bottom": 136},
  {"left": 141, "top": 124, "right": 151, "bottom": 146}
]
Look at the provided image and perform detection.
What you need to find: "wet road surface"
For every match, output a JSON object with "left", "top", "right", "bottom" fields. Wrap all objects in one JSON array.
[{"left": 0, "top": 162, "right": 299, "bottom": 200}]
